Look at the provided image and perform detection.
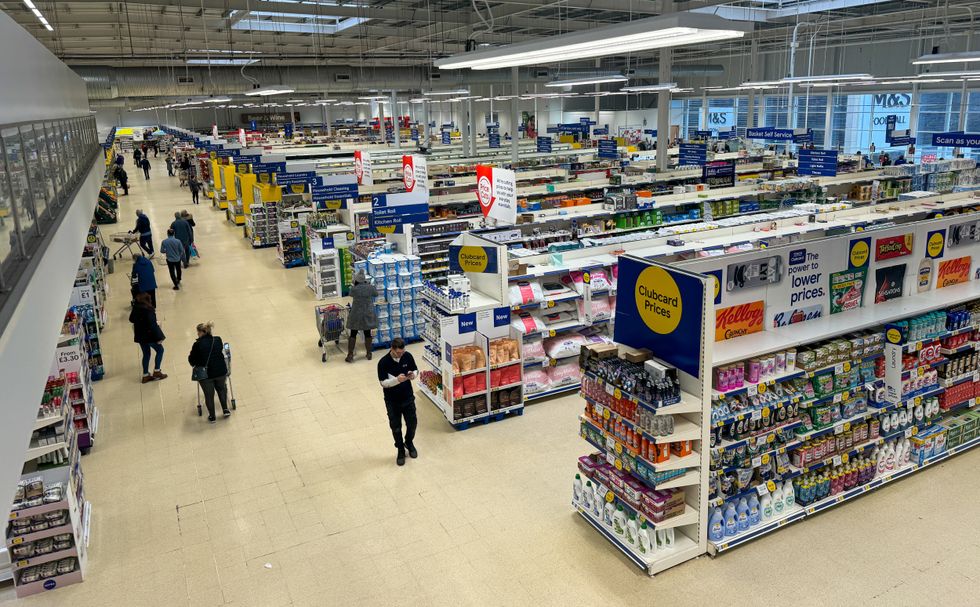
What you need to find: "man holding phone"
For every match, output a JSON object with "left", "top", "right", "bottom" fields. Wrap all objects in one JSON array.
[{"left": 377, "top": 338, "right": 419, "bottom": 466}]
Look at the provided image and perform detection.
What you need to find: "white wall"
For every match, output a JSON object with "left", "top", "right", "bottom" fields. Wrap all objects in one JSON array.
[{"left": 0, "top": 12, "right": 96, "bottom": 523}]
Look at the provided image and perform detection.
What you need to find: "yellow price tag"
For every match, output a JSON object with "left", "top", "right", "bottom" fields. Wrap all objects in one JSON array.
[
  {"left": 758, "top": 383, "right": 767, "bottom": 394},
  {"left": 605, "top": 491, "right": 615, "bottom": 503},
  {"left": 914, "top": 397, "right": 922, "bottom": 406},
  {"left": 767, "top": 434, "right": 776, "bottom": 444},
  {"left": 843, "top": 422, "right": 851, "bottom": 432},
  {"left": 762, "top": 407, "right": 771, "bottom": 418},
  {"left": 766, "top": 480, "right": 777, "bottom": 493},
  {"left": 917, "top": 367, "right": 925, "bottom": 377},
  {"left": 614, "top": 442, "right": 623, "bottom": 455},
  {"left": 549, "top": 330, "right": 556, "bottom": 337},
  {"left": 910, "top": 426, "right": 918, "bottom": 436},
  {"left": 841, "top": 453, "right": 849, "bottom": 464},
  {"left": 842, "top": 391, "right": 850, "bottom": 401},
  {"left": 614, "top": 388, "right": 622, "bottom": 399},
  {"left": 761, "top": 453, "right": 771, "bottom": 465},
  {"left": 614, "top": 459, "right": 623, "bottom": 471},
  {"left": 10, "top": 537, "right": 22, "bottom": 545},
  {"left": 843, "top": 361, "right": 851, "bottom": 372},
  {"left": 546, "top": 300, "right": 555, "bottom": 308},
  {"left": 603, "top": 409, "right": 610, "bottom": 420}
]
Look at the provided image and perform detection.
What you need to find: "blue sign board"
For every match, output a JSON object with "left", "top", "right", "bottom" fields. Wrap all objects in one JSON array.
[
  {"left": 580, "top": 118, "right": 597, "bottom": 125},
  {"left": 598, "top": 139, "right": 618, "bottom": 159},
  {"left": 885, "top": 115, "right": 897, "bottom": 143},
  {"left": 702, "top": 160, "right": 736, "bottom": 187},
  {"left": 488, "top": 133, "right": 501, "bottom": 148},
  {"left": 717, "top": 129, "right": 735, "bottom": 140},
  {"left": 643, "top": 129, "right": 657, "bottom": 136},
  {"left": 369, "top": 192, "right": 430, "bottom": 234},
  {"left": 694, "top": 130, "right": 713, "bottom": 139},
  {"left": 275, "top": 171, "right": 316, "bottom": 186},
  {"left": 252, "top": 162, "right": 287, "bottom": 174},
  {"left": 546, "top": 127, "right": 560, "bottom": 134},
  {"left": 411, "top": 128, "right": 419, "bottom": 141},
  {"left": 320, "top": 237, "right": 335, "bottom": 249},
  {"left": 593, "top": 128, "right": 609, "bottom": 136},
  {"left": 678, "top": 143, "right": 707, "bottom": 166},
  {"left": 249, "top": 121, "right": 257, "bottom": 131},
  {"left": 493, "top": 306, "right": 510, "bottom": 327},
  {"left": 441, "top": 131, "right": 451, "bottom": 145},
  {"left": 215, "top": 149, "right": 240, "bottom": 158},
  {"left": 890, "top": 135, "right": 915, "bottom": 146},
  {"left": 793, "top": 129, "right": 814, "bottom": 143},
  {"left": 537, "top": 136, "right": 553, "bottom": 153},
  {"left": 931, "top": 132, "right": 980, "bottom": 148},
  {"left": 798, "top": 149, "right": 839, "bottom": 177},
  {"left": 448, "top": 245, "right": 499, "bottom": 274},
  {"left": 746, "top": 127, "right": 794, "bottom": 141},
  {"left": 457, "top": 313, "right": 476, "bottom": 334},
  {"left": 284, "top": 123, "right": 294, "bottom": 138},
  {"left": 613, "top": 258, "right": 706, "bottom": 378}
]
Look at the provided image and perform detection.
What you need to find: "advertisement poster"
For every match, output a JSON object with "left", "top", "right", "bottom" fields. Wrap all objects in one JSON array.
[
  {"left": 448, "top": 245, "right": 498, "bottom": 274},
  {"left": 874, "top": 264, "right": 907, "bottom": 303},
  {"left": 402, "top": 155, "right": 428, "bottom": 194},
  {"left": 925, "top": 229, "right": 946, "bottom": 259},
  {"left": 354, "top": 150, "right": 373, "bottom": 186},
  {"left": 936, "top": 256, "right": 971, "bottom": 288},
  {"left": 787, "top": 248, "right": 825, "bottom": 309},
  {"left": 476, "top": 165, "right": 517, "bottom": 225},
  {"left": 715, "top": 301, "right": 764, "bottom": 341},
  {"left": 875, "top": 234, "right": 914, "bottom": 261},
  {"left": 771, "top": 304, "right": 823, "bottom": 328},
  {"left": 847, "top": 237, "right": 871, "bottom": 270},
  {"left": 829, "top": 268, "right": 868, "bottom": 314},
  {"left": 369, "top": 190, "right": 428, "bottom": 234}
]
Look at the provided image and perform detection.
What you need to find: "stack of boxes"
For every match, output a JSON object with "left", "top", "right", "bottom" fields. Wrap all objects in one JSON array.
[{"left": 357, "top": 253, "right": 425, "bottom": 347}]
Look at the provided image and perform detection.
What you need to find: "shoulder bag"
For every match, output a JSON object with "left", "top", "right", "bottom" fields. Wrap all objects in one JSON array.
[{"left": 191, "top": 338, "right": 215, "bottom": 382}]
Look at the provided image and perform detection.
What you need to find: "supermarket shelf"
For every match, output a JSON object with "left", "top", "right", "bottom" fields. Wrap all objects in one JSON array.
[
  {"left": 941, "top": 371, "right": 978, "bottom": 388},
  {"left": 10, "top": 545, "right": 79, "bottom": 570},
  {"left": 489, "top": 359, "right": 521, "bottom": 370},
  {"left": 713, "top": 280, "right": 980, "bottom": 366},
  {"left": 713, "top": 420, "right": 804, "bottom": 455},
  {"left": 526, "top": 382, "right": 581, "bottom": 401},
  {"left": 23, "top": 440, "right": 70, "bottom": 463},
  {"left": 575, "top": 506, "right": 701, "bottom": 576},
  {"left": 33, "top": 411, "right": 67, "bottom": 432},
  {"left": 583, "top": 370, "right": 699, "bottom": 416},
  {"left": 453, "top": 367, "right": 487, "bottom": 378},
  {"left": 656, "top": 469, "right": 702, "bottom": 490},
  {"left": 491, "top": 381, "right": 524, "bottom": 392},
  {"left": 708, "top": 504, "right": 806, "bottom": 554},
  {"left": 904, "top": 325, "right": 976, "bottom": 352},
  {"left": 712, "top": 367, "right": 806, "bottom": 399},
  {"left": 940, "top": 341, "right": 976, "bottom": 355}
]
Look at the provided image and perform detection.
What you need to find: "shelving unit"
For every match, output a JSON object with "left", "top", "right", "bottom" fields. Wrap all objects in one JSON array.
[{"left": 306, "top": 248, "right": 342, "bottom": 299}]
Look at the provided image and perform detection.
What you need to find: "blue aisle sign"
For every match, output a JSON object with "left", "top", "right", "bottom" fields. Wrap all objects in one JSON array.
[
  {"left": 537, "top": 136, "right": 553, "bottom": 153},
  {"left": 284, "top": 123, "right": 294, "bottom": 138},
  {"left": 931, "top": 132, "right": 980, "bottom": 148},
  {"left": 488, "top": 132, "right": 501, "bottom": 148},
  {"left": 275, "top": 171, "right": 316, "bottom": 186},
  {"left": 252, "top": 162, "right": 287, "bottom": 174},
  {"left": 613, "top": 258, "right": 706, "bottom": 378},
  {"left": 593, "top": 128, "right": 609, "bottom": 135},
  {"left": 441, "top": 131, "right": 451, "bottom": 145},
  {"left": 580, "top": 118, "right": 597, "bottom": 126},
  {"left": 747, "top": 127, "right": 794, "bottom": 141},
  {"left": 598, "top": 139, "right": 618, "bottom": 159},
  {"left": 411, "top": 128, "right": 419, "bottom": 141},
  {"left": 312, "top": 183, "right": 359, "bottom": 209},
  {"left": 717, "top": 129, "right": 735, "bottom": 140},
  {"left": 694, "top": 130, "right": 713, "bottom": 139},
  {"left": 546, "top": 127, "right": 560, "bottom": 134},
  {"left": 448, "top": 245, "right": 499, "bottom": 274},
  {"left": 798, "top": 149, "right": 839, "bottom": 177},
  {"left": 369, "top": 191, "right": 429, "bottom": 234},
  {"left": 249, "top": 121, "right": 257, "bottom": 131},
  {"left": 793, "top": 129, "right": 814, "bottom": 143},
  {"left": 679, "top": 143, "right": 707, "bottom": 166},
  {"left": 702, "top": 160, "right": 736, "bottom": 187},
  {"left": 643, "top": 129, "right": 657, "bottom": 136}
]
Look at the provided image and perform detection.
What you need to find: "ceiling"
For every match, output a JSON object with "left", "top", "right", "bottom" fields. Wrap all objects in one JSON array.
[{"left": 2, "top": 0, "right": 978, "bottom": 103}]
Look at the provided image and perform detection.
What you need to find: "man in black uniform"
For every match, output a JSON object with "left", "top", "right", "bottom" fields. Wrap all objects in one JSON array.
[{"left": 377, "top": 338, "right": 418, "bottom": 466}]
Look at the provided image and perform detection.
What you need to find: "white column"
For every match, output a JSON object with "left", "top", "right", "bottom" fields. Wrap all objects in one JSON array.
[
  {"left": 823, "top": 92, "right": 833, "bottom": 149},
  {"left": 468, "top": 97, "right": 477, "bottom": 156},
  {"left": 392, "top": 91, "right": 401, "bottom": 148},
  {"left": 512, "top": 67, "right": 520, "bottom": 162},
  {"left": 656, "top": 48, "right": 672, "bottom": 171}
]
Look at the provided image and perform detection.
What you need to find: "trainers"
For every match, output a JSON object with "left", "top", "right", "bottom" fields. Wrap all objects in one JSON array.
[
  {"left": 407, "top": 443, "right": 418, "bottom": 459},
  {"left": 208, "top": 416, "right": 216, "bottom": 424},
  {"left": 152, "top": 370, "right": 168, "bottom": 381},
  {"left": 223, "top": 409, "right": 231, "bottom": 417},
  {"left": 141, "top": 375, "right": 153, "bottom": 384},
  {"left": 173, "top": 285, "right": 180, "bottom": 290},
  {"left": 396, "top": 450, "right": 406, "bottom": 466}
]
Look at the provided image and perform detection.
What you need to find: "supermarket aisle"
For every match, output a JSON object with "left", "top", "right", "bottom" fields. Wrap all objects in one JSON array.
[{"left": 3, "top": 157, "right": 980, "bottom": 607}]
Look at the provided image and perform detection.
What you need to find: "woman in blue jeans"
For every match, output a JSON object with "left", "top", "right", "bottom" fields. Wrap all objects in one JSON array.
[{"left": 129, "top": 292, "right": 168, "bottom": 383}]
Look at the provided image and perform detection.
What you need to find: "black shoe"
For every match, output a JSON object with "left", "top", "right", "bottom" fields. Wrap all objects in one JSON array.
[
  {"left": 208, "top": 416, "right": 216, "bottom": 424},
  {"left": 173, "top": 285, "right": 180, "bottom": 290},
  {"left": 407, "top": 443, "right": 418, "bottom": 459},
  {"left": 396, "top": 450, "right": 406, "bottom": 466},
  {"left": 223, "top": 409, "right": 231, "bottom": 417}
]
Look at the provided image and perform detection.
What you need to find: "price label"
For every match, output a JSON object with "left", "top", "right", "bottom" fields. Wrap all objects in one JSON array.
[
  {"left": 8, "top": 512, "right": 17, "bottom": 520},
  {"left": 757, "top": 383, "right": 767, "bottom": 395},
  {"left": 833, "top": 393, "right": 843, "bottom": 403},
  {"left": 605, "top": 436, "right": 615, "bottom": 450},
  {"left": 832, "top": 455, "right": 842, "bottom": 466},
  {"left": 549, "top": 330, "right": 556, "bottom": 337},
  {"left": 841, "top": 391, "right": 850, "bottom": 401},
  {"left": 606, "top": 451, "right": 616, "bottom": 465},
  {"left": 605, "top": 490, "right": 615, "bottom": 503},
  {"left": 602, "top": 408, "right": 610, "bottom": 421},
  {"left": 546, "top": 300, "right": 555, "bottom": 308},
  {"left": 843, "top": 422, "right": 851, "bottom": 432},
  {"left": 762, "top": 407, "right": 771, "bottom": 418},
  {"left": 614, "top": 442, "right": 623, "bottom": 455},
  {"left": 912, "top": 341, "right": 922, "bottom": 352},
  {"left": 16, "top": 559, "right": 28, "bottom": 567},
  {"left": 843, "top": 361, "right": 851, "bottom": 372},
  {"left": 11, "top": 537, "right": 22, "bottom": 545},
  {"left": 767, "top": 434, "right": 776, "bottom": 444},
  {"left": 747, "top": 385, "right": 758, "bottom": 397},
  {"left": 755, "top": 484, "right": 770, "bottom": 496},
  {"left": 751, "top": 410, "right": 762, "bottom": 421},
  {"left": 614, "top": 459, "right": 623, "bottom": 471},
  {"left": 614, "top": 388, "right": 622, "bottom": 399},
  {"left": 751, "top": 456, "right": 761, "bottom": 467},
  {"left": 917, "top": 367, "right": 925, "bottom": 377},
  {"left": 834, "top": 363, "right": 844, "bottom": 374},
  {"left": 761, "top": 453, "right": 771, "bottom": 465},
  {"left": 914, "top": 397, "right": 922, "bottom": 407},
  {"left": 766, "top": 480, "right": 777, "bottom": 493},
  {"left": 605, "top": 383, "right": 615, "bottom": 396},
  {"left": 974, "top": 372, "right": 979, "bottom": 382},
  {"left": 834, "top": 423, "right": 845, "bottom": 435},
  {"left": 841, "top": 453, "right": 849, "bottom": 464},
  {"left": 970, "top": 398, "right": 978, "bottom": 408}
]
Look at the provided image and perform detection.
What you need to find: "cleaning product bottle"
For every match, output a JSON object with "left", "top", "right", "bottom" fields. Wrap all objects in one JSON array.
[
  {"left": 747, "top": 493, "right": 761, "bottom": 526},
  {"left": 613, "top": 505, "right": 627, "bottom": 537},
  {"left": 592, "top": 487, "right": 603, "bottom": 517},
  {"left": 736, "top": 497, "right": 750, "bottom": 532},
  {"left": 760, "top": 492, "right": 774, "bottom": 522},
  {"left": 604, "top": 499, "right": 616, "bottom": 526},
  {"left": 582, "top": 481, "right": 594, "bottom": 513},
  {"left": 639, "top": 522, "right": 652, "bottom": 554},
  {"left": 782, "top": 480, "right": 795, "bottom": 510},
  {"left": 573, "top": 474, "right": 583, "bottom": 506},
  {"left": 708, "top": 507, "right": 725, "bottom": 542},
  {"left": 625, "top": 513, "right": 639, "bottom": 547},
  {"left": 647, "top": 525, "right": 660, "bottom": 553},
  {"left": 772, "top": 483, "right": 785, "bottom": 515},
  {"left": 724, "top": 502, "right": 738, "bottom": 537},
  {"left": 884, "top": 443, "right": 896, "bottom": 471}
]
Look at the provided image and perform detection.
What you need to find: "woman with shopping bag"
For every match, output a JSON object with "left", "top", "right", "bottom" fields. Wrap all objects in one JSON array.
[{"left": 188, "top": 321, "right": 230, "bottom": 423}]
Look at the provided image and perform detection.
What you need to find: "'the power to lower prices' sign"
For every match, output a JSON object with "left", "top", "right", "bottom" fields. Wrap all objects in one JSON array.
[
  {"left": 354, "top": 150, "right": 373, "bottom": 186},
  {"left": 448, "top": 245, "right": 498, "bottom": 274},
  {"left": 476, "top": 165, "right": 517, "bottom": 225}
]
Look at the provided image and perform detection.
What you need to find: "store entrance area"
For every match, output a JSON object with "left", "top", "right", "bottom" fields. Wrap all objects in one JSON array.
[{"left": 4, "top": 159, "right": 978, "bottom": 607}]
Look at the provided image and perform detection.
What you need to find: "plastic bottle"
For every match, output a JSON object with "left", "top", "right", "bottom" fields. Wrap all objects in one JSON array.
[
  {"left": 772, "top": 484, "right": 785, "bottom": 515},
  {"left": 604, "top": 500, "right": 615, "bottom": 526},
  {"left": 639, "top": 522, "right": 652, "bottom": 554},
  {"left": 581, "top": 481, "right": 594, "bottom": 513},
  {"left": 760, "top": 493, "right": 774, "bottom": 522},
  {"left": 572, "top": 474, "right": 583, "bottom": 506},
  {"left": 736, "top": 498, "right": 750, "bottom": 532},
  {"left": 613, "top": 505, "right": 627, "bottom": 537},
  {"left": 782, "top": 481, "right": 795, "bottom": 510},
  {"left": 724, "top": 502, "right": 738, "bottom": 537},
  {"left": 884, "top": 443, "right": 896, "bottom": 472},
  {"left": 708, "top": 507, "right": 725, "bottom": 542},
  {"left": 747, "top": 494, "right": 761, "bottom": 526},
  {"left": 625, "top": 513, "right": 638, "bottom": 547},
  {"left": 592, "top": 487, "right": 603, "bottom": 518}
]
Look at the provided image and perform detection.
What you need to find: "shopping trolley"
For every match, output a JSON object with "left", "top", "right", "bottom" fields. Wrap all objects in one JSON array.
[
  {"left": 315, "top": 304, "right": 349, "bottom": 362},
  {"left": 110, "top": 232, "right": 140, "bottom": 260},
  {"left": 196, "top": 342, "right": 238, "bottom": 416}
]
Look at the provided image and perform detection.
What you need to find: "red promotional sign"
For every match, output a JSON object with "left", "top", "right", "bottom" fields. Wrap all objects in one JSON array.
[
  {"left": 875, "top": 234, "right": 914, "bottom": 261},
  {"left": 937, "top": 256, "right": 971, "bottom": 288},
  {"left": 354, "top": 150, "right": 364, "bottom": 184},
  {"left": 402, "top": 155, "right": 415, "bottom": 192},
  {"left": 476, "top": 164, "right": 495, "bottom": 218}
]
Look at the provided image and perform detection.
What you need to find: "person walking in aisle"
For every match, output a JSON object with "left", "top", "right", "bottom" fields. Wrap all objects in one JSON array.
[
  {"left": 160, "top": 229, "right": 185, "bottom": 290},
  {"left": 165, "top": 155, "right": 174, "bottom": 177},
  {"left": 140, "top": 157, "right": 151, "bottom": 180},
  {"left": 188, "top": 175, "right": 201, "bottom": 204},
  {"left": 114, "top": 164, "right": 129, "bottom": 196},
  {"left": 131, "top": 253, "right": 158, "bottom": 307},
  {"left": 346, "top": 270, "right": 378, "bottom": 362},
  {"left": 130, "top": 209, "right": 154, "bottom": 256},
  {"left": 170, "top": 212, "right": 193, "bottom": 268},
  {"left": 377, "top": 337, "right": 418, "bottom": 466},
  {"left": 188, "top": 321, "right": 231, "bottom": 423},
  {"left": 129, "top": 292, "right": 167, "bottom": 384},
  {"left": 133, "top": 147, "right": 142, "bottom": 165}
]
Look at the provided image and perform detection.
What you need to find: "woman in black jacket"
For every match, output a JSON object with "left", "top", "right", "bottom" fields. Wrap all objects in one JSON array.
[
  {"left": 188, "top": 321, "right": 230, "bottom": 422},
  {"left": 129, "top": 292, "right": 167, "bottom": 383}
]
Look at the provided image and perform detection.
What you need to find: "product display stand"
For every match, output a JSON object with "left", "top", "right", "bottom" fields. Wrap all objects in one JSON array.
[
  {"left": 277, "top": 218, "right": 307, "bottom": 268},
  {"left": 353, "top": 250, "right": 425, "bottom": 349},
  {"left": 53, "top": 316, "right": 100, "bottom": 452},
  {"left": 306, "top": 242, "right": 343, "bottom": 300},
  {"left": 572, "top": 257, "right": 710, "bottom": 575}
]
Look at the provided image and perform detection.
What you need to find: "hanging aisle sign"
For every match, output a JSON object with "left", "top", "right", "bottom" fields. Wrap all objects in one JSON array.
[
  {"left": 798, "top": 149, "right": 839, "bottom": 177},
  {"left": 746, "top": 128, "right": 794, "bottom": 141},
  {"left": 441, "top": 131, "right": 451, "bottom": 145},
  {"left": 284, "top": 123, "right": 294, "bottom": 138},
  {"left": 354, "top": 150, "right": 373, "bottom": 186},
  {"left": 274, "top": 171, "right": 316, "bottom": 186},
  {"left": 312, "top": 174, "right": 358, "bottom": 210},
  {"left": 793, "top": 129, "right": 814, "bottom": 143},
  {"left": 597, "top": 140, "right": 618, "bottom": 159},
  {"left": 702, "top": 160, "right": 736, "bottom": 188},
  {"left": 402, "top": 155, "right": 429, "bottom": 195},
  {"left": 537, "top": 136, "right": 553, "bottom": 153},
  {"left": 448, "top": 245, "right": 499, "bottom": 274},
  {"left": 369, "top": 190, "right": 429, "bottom": 234},
  {"left": 476, "top": 165, "right": 517, "bottom": 225},
  {"left": 931, "top": 132, "right": 980, "bottom": 148},
  {"left": 717, "top": 129, "right": 735, "bottom": 140},
  {"left": 679, "top": 143, "right": 707, "bottom": 166}
]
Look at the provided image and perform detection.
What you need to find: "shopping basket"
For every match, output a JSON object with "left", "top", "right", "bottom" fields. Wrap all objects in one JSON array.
[
  {"left": 196, "top": 342, "right": 238, "bottom": 416},
  {"left": 110, "top": 232, "right": 139, "bottom": 260},
  {"left": 315, "top": 304, "right": 349, "bottom": 362}
]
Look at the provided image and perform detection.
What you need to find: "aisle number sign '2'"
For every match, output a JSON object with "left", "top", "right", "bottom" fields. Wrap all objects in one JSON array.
[{"left": 613, "top": 258, "right": 706, "bottom": 378}]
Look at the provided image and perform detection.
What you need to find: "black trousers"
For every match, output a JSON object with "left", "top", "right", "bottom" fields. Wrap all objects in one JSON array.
[
  {"left": 139, "top": 234, "right": 154, "bottom": 255},
  {"left": 199, "top": 376, "right": 228, "bottom": 418},
  {"left": 167, "top": 261, "right": 182, "bottom": 286},
  {"left": 385, "top": 398, "right": 417, "bottom": 451},
  {"left": 191, "top": 190, "right": 200, "bottom": 204}
]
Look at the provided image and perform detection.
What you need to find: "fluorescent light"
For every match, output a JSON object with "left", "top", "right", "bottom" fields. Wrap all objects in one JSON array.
[
  {"left": 436, "top": 13, "right": 750, "bottom": 70},
  {"left": 203, "top": 97, "right": 232, "bottom": 103},
  {"left": 422, "top": 88, "right": 470, "bottom": 96},
  {"left": 187, "top": 58, "right": 258, "bottom": 66},
  {"left": 358, "top": 95, "right": 386, "bottom": 100},
  {"left": 913, "top": 51, "right": 980, "bottom": 65},
  {"left": 23, "top": 0, "right": 53, "bottom": 31},
  {"left": 545, "top": 75, "right": 628, "bottom": 88},
  {"left": 315, "top": 99, "right": 337, "bottom": 104},
  {"left": 915, "top": 70, "right": 980, "bottom": 78},
  {"left": 780, "top": 73, "right": 872, "bottom": 83},
  {"left": 188, "top": 48, "right": 262, "bottom": 55},
  {"left": 244, "top": 86, "right": 295, "bottom": 96},
  {"left": 621, "top": 82, "right": 679, "bottom": 92},
  {"left": 409, "top": 98, "right": 429, "bottom": 103}
]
